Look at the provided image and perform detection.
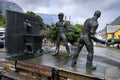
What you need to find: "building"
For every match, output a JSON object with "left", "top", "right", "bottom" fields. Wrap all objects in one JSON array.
[{"left": 106, "top": 25, "right": 120, "bottom": 39}]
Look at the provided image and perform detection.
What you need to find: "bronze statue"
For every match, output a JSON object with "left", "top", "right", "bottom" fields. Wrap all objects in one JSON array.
[
  {"left": 24, "top": 19, "right": 32, "bottom": 34},
  {"left": 53, "top": 12, "right": 71, "bottom": 56},
  {"left": 72, "top": 10, "right": 107, "bottom": 70}
]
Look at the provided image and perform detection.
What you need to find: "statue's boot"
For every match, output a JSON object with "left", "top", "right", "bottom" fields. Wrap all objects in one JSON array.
[
  {"left": 71, "top": 59, "right": 77, "bottom": 67},
  {"left": 68, "top": 51, "right": 72, "bottom": 57},
  {"left": 66, "top": 46, "right": 72, "bottom": 57},
  {"left": 86, "top": 61, "right": 96, "bottom": 70},
  {"left": 53, "top": 49, "right": 59, "bottom": 56},
  {"left": 86, "top": 65, "right": 96, "bottom": 70}
]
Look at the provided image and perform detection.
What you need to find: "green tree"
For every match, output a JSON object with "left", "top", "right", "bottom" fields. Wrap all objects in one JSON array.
[
  {"left": 66, "top": 23, "right": 83, "bottom": 44},
  {"left": 26, "top": 11, "right": 45, "bottom": 28},
  {"left": 0, "top": 10, "right": 5, "bottom": 27},
  {"left": 48, "top": 21, "right": 83, "bottom": 45},
  {"left": 0, "top": 11, "right": 3, "bottom": 17},
  {"left": 49, "top": 23, "right": 58, "bottom": 41}
]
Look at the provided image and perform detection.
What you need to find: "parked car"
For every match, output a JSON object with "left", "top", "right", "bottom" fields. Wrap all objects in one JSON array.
[
  {"left": 114, "top": 44, "right": 120, "bottom": 49},
  {"left": 0, "top": 34, "right": 5, "bottom": 48}
]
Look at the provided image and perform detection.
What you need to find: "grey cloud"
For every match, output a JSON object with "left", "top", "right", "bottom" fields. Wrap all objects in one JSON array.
[
  {"left": 9, "top": 0, "right": 120, "bottom": 31},
  {"left": 104, "top": 2, "right": 120, "bottom": 11}
]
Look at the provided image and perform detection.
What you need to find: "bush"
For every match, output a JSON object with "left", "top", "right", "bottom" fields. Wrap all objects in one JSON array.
[
  {"left": 107, "top": 39, "right": 120, "bottom": 44},
  {"left": 114, "top": 39, "right": 120, "bottom": 44},
  {"left": 48, "top": 22, "right": 83, "bottom": 45}
]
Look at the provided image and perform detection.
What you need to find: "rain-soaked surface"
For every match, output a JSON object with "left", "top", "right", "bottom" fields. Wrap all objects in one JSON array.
[
  {"left": 0, "top": 46, "right": 120, "bottom": 80},
  {"left": 24, "top": 54, "right": 105, "bottom": 79},
  {"left": 24, "top": 46, "right": 120, "bottom": 80}
]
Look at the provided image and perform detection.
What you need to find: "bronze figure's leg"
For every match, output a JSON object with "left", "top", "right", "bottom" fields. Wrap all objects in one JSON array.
[
  {"left": 61, "top": 34, "right": 71, "bottom": 55},
  {"left": 55, "top": 36, "right": 61, "bottom": 55},
  {"left": 72, "top": 39, "right": 84, "bottom": 66},
  {"left": 85, "top": 40, "right": 96, "bottom": 70}
]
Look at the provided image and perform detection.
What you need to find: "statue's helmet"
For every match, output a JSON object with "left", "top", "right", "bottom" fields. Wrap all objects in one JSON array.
[
  {"left": 58, "top": 12, "right": 64, "bottom": 16},
  {"left": 94, "top": 10, "right": 101, "bottom": 17}
]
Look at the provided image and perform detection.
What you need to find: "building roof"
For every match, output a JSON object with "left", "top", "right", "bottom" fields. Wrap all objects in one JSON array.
[{"left": 107, "top": 25, "right": 120, "bottom": 33}]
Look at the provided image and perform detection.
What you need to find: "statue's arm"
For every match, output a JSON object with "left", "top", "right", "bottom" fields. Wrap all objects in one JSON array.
[
  {"left": 46, "top": 24, "right": 56, "bottom": 30},
  {"left": 65, "top": 23, "right": 75, "bottom": 32},
  {"left": 91, "top": 35, "right": 106, "bottom": 44},
  {"left": 24, "top": 21, "right": 32, "bottom": 28}
]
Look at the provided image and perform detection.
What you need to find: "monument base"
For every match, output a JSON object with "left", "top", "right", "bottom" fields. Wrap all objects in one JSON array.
[
  {"left": 24, "top": 53, "right": 105, "bottom": 80},
  {"left": 5, "top": 51, "right": 43, "bottom": 61},
  {"left": 4, "top": 51, "right": 120, "bottom": 80}
]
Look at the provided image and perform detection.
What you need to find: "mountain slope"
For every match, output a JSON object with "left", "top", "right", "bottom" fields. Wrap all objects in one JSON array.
[
  {"left": 38, "top": 13, "right": 58, "bottom": 24},
  {"left": 110, "top": 16, "right": 120, "bottom": 25},
  {"left": 0, "top": 0, "right": 24, "bottom": 14},
  {"left": 0, "top": 0, "right": 58, "bottom": 24}
]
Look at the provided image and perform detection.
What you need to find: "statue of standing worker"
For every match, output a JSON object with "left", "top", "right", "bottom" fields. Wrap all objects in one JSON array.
[
  {"left": 53, "top": 12, "right": 71, "bottom": 56},
  {"left": 72, "top": 10, "right": 107, "bottom": 70}
]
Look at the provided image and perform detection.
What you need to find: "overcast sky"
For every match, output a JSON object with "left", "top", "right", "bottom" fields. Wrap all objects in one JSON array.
[{"left": 9, "top": 0, "right": 120, "bottom": 31}]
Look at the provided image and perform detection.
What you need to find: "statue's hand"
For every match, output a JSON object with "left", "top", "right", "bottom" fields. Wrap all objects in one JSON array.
[
  {"left": 46, "top": 24, "right": 56, "bottom": 30},
  {"left": 67, "top": 28, "right": 75, "bottom": 32},
  {"left": 106, "top": 42, "right": 114, "bottom": 45}
]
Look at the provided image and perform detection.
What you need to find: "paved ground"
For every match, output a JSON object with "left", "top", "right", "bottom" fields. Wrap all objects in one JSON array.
[
  {"left": 94, "top": 47, "right": 120, "bottom": 63},
  {"left": 0, "top": 47, "right": 120, "bottom": 80},
  {"left": 81, "top": 47, "right": 120, "bottom": 68},
  {"left": 24, "top": 46, "right": 120, "bottom": 80}
]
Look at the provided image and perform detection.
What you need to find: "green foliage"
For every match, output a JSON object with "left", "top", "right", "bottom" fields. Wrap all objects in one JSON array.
[
  {"left": 26, "top": 11, "right": 45, "bottom": 28},
  {"left": 40, "top": 28, "right": 50, "bottom": 37},
  {"left": 66, "top": 23, "right": 83, "bottom": 44},
  {"left": 48, "top": 23, "right": 58, "bottom": 40},
  {"left": 0, "top": 11, "right": 3, "bottom": 17},
  {"left": 114, "top": 39, "right": 120, "bottom": 44},
  {"left": 107, "top": 38, "right": 120, "bottom": 44},
  {"left": 48, "top": 21, "right": 83, "bottom": 44},
  {"left": 0, "top": 11, "right": 5, "bottom": 27},
  {"left": 25, "top": 11, "right": 83, "bottom": 44},
  {"left": 0, "top": 16, "right": 5, "bottom": 26},
  {"left": 39, "top": 23, "right": 57, "bottom": 39}
]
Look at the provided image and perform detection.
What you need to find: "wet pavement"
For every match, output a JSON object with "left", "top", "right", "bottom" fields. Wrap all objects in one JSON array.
[
  {"left": 94, "top": 47, "right": 120, "bottom": 63},
  {"left": 24, "top": 46, "right": 120, "bottom": 80},
  {"left": 0, "top": 47, "right": 120, "bottom": 80}
]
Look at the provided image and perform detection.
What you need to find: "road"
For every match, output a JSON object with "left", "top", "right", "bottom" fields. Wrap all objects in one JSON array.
[
  {"left": 94, "top": 47, "right": 120, "bottom": 63},
  {"left": 76, "top": 46, "right": 120, "bottom": 68}
]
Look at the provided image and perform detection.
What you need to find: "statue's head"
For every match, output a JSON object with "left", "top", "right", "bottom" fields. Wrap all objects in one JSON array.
[
  {"left": 94, "top": 10, "right": 101, "bottom": 18},
  {"left": 58, "top": 12, "right": 64, "bottom": 20},
  {"left": 58, "top": 12, "right": 64, "bottom": 16}
]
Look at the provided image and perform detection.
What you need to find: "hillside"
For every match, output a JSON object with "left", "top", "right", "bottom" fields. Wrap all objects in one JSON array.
[
  {"left": 38, "top": 13, "right": 58, "bottom": 24},
  {"left": 0, "top": 0, "right": 58, "bottom": 24},
  {"left": 0, "top": 0, "right": 24, "bottom": 14},
  {"left": 110, "top": 16, "right": 120, "bottom": 25}
]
